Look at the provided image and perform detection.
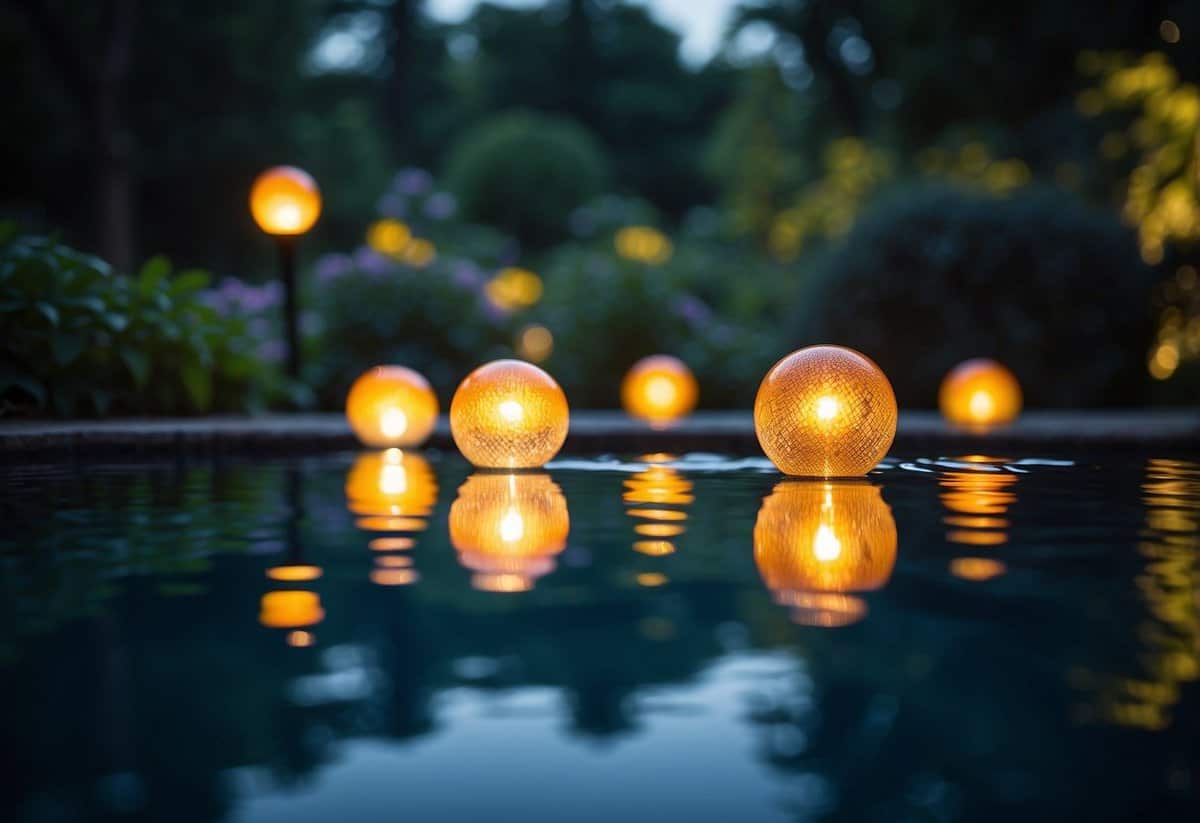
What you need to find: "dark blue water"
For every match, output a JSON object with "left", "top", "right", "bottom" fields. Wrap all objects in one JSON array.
[{"left": 1, "top": 451, "right": 1197, "bottom": 822}]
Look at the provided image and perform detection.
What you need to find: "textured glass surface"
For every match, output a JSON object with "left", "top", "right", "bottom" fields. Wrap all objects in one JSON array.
[
  {"left": 754, "top": 346, "right": 898, "bottom": 477},
  {"left": 620, "top": 355, "right": 699, "bottom": 424},
  {"left": 450, "top": 359, "right": 569, "bottom": 468},
  {"left": 754, "top": 481, "right": 897, "bottom": 626},
  {"left": 345, "top": 366, "right": 439, "bottom": 448},
  {"left": 448, "top": 472, "right": 569, "bottom": 592},
  {"left": 939, "top": 358, "right": 1024, "bottom": 426}
]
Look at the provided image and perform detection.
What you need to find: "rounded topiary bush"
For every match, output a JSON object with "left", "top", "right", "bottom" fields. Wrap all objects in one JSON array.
[
  {"left": 791, "top": 185, "right": 1157, "bottom": 408},
  {"left": 446, "top": 111, "right": 609, "bottom": 248}
]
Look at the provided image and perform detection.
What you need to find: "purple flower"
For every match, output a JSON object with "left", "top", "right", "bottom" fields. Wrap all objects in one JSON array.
[
  {"left": 249, "top": 317, "right": 273, "bottom": 338},
  {"left": 353, "top": 247, "right": 392, "bottom": 277},
  {"left": 394, "top": 167, "right": 433, "bottom": 195},
  {"left": 301, "top": 311, "right": 323, "bottom": 336},
  {"left": 314, "top": 253, "right": 353, "bottom": 283},
  {"left": 241, "top": 281, "right": 282, "bottom": 312},
  {"left": 423, "top": 191, "right": 457, "bottom": 221},
  {"left": 377, "top": 193, "right": 407, "bottom": 218},
  {"left": 450, "top": 260, "right": 484, "bottom": 290},
  {"left": 478, "top": 294, "right": 508, "bottom": 325},
  {"left": 671, "top": 294, "right": 713, "bottom": 326},
  {"left": 258, "top": 339, "right": 287, "bottom": 363}
]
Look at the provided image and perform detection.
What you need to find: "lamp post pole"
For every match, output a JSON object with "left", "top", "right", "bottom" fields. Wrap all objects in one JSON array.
[{"left": 277, "top": 236, "right": 301, "bottom": 379}]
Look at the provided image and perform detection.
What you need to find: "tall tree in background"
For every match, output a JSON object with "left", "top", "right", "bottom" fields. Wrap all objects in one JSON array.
[{"left": 6, "top": 0, "right": 137, "bottom": 271}]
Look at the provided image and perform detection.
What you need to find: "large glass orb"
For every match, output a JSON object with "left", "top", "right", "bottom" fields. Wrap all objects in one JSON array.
[
  {"left": 754, "top": 345, "right": 897, "bottom": 477},
  {"left": 450, "top": 359, "right": 569, "bottom": 468},
  {"left": 345, "top": 366, "right": 439, "bottom": 449}
]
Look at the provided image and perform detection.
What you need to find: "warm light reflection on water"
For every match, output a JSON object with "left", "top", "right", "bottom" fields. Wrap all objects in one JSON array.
[
  {"left": 1077, "top": 459, "right": 1200, "bottom": 731},
  {"left": 346, "top": 450, "right": 438, "bottom": 587},
  {"left": 754, "top": 481, "right": 897, "bottom": 626},
  {"left": 449, "top": 472, "right": 569, "bottom": 592},
  {"left": 939, "top": 458, "right": 1018, "bottom": 580},
  {"left": 624, "top": 454, "right": 693, "bottom": 559}
]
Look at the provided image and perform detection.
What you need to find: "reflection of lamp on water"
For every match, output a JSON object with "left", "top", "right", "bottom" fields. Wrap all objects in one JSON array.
[
  {"left": 449, "top": 472, "right": 569, "bottom": 592},
  {"left": 621, "top": 356, "right": 698, "bottom": 427},
  {"left": 259, "top": 590, "right": 324, "bottom": 647},
  {"left": 939, "top": 359, "right": 1022, "bottom": 427},
  {"left": 345, "top": 366, "right": 439, "bottom": 448},
  {"left": 940, "top": 459, "right": 1016, "bottom": 543},
  {"left": 346, "top": 449, "right": 438, "bottom": 585},
  {"left": 754, "top": 481, "right": 897, "bottom": 626},
  {"left": 450, "top": 359, "right": 569, "bottom": 469},
  {"left": 754, "top": 345, "right": 897, "bottom": 477},
  {"left": 623, "top": 453, "right": 693, "bottom": 557}
]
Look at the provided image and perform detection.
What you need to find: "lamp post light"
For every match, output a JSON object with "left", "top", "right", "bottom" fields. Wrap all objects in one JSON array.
[{"left": 250, "top": 166, "right": 322, "bottom": 379}]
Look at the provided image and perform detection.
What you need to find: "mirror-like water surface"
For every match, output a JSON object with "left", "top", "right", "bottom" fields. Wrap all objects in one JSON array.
[{"left": 1, "top": 452, "right": 1197, "bottom": 822}]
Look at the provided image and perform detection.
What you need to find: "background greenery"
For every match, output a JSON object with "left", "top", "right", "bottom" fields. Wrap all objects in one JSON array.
[{"left": 2, "top": 0, "right": 1198, "bottom": 414}]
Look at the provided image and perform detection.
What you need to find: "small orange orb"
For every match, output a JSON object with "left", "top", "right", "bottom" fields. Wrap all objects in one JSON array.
[
  {"left": 754, "top": 481, "right": 897, "bottom": 626},
  {"left": 621, "top": 355, "right": 699, "bottom": 425},
  {"left": 449, "top": 472, "right": 570, "bottom": 592},
  {"left": 249, "top": 166, "right": 322, "bottom": 235},
  {"left": 939, "top": 359, "right": 1022, "bottom": 426},
  {"left": 450, "top": 359, "right": 569, "bottom": 468},
  {"left": 754, "top": 345, "right": 897, "bottom": 477},
  {"left": 345, "top": 366, "right": 439, "bottom": 449}
]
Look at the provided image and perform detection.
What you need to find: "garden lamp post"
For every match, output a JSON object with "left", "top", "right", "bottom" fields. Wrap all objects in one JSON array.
[{"left": 249, "top": 166, "right": 322, "bottom": 379}]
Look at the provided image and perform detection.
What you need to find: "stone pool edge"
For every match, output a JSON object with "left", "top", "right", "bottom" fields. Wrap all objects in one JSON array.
[{"left": 1, "top": 410, "right": 1197, "bottom": 458}]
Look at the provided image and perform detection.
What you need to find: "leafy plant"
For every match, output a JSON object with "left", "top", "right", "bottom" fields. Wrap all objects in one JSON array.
[
  {"left": 446, "top": 111, "right": 610, "bottom": 249},
  {"left": 0, "top": 226, "right": 283, "bottom": 416},
  {"left": 790, "top": 185, "right": 1157, "bottom": 408}
]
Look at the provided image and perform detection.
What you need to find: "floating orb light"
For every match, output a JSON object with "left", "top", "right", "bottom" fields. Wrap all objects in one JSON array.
[
  {"left": 621, "top": 356, "right": 699, "bottom": 426},
  {"left": 249, "top": 166, "right": 322, "bottom": 236},
  {"left": 345, "top": 366, "right": 439, "bottom": 449},
  {"left": 449, "top": 473, "right": 570, "bottom": 592},
  {"left": 450, "top": 359, "right": 569, "bottom": 468},
  {"left": 754, "top": 481, "right": 897, "bottom": 627},
  {"left": 939, "top": 358, "right": 1022, "bottom": 427},
  {"left": 754, "top": 345, "right": 897, "bottom": 477}
]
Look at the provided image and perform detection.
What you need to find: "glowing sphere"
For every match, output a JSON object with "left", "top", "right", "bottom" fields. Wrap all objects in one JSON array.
[
  {"left": 345, "top": 366, "right": 439, "bottom": 449},
  {"left": 450, "top": 359, "right": 569, "bottom": 468},
  {"left": 754, "top": 481, "right": 897, "bottom": 626},
  {"left": 249, "top": 166, "right": 321, "bottom": 235},
  {"left": 449, "top": 473, "right": 570, "bottom": 592},
  {"left": 939, "top": 358, "right": 1022, "bottom": 426},
  {"left": 754, "top": 345, "right": 897, "bottom": 477},
  {"left": 258, "top": 590, "right": 324, "bottom": 629},
  {"left": 621, "top": 355, "right": 699, "bottom": 426}
]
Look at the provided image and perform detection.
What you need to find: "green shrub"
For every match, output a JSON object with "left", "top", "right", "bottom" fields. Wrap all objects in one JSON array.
[
  {"left": 446, "top": 111, "right": 609, "bottom": 248},
  {"left": 0, "top": 226, "right": 282, "bottom": 416},
  {"left": 530, "top": 245, "right": 773, "bottom": 408},
  {"left": 791, "top": 185, "right": 1157, "bottom": 407},
  {"left": 306, "top": 253, "right": 517, "bottom": 408}
]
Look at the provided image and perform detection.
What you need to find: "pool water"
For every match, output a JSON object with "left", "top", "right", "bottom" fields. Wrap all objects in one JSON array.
[{"left": 2, "top": 451, "right": 1197, "bottom": 822}]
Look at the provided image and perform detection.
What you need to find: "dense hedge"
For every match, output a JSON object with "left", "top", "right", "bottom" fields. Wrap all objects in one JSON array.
[
  {"left": 790, "top": 185, "right": 1157, "bottom": 408},
  {"left": 446, "top": 111, "right": 609, "bottom": 249}
]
